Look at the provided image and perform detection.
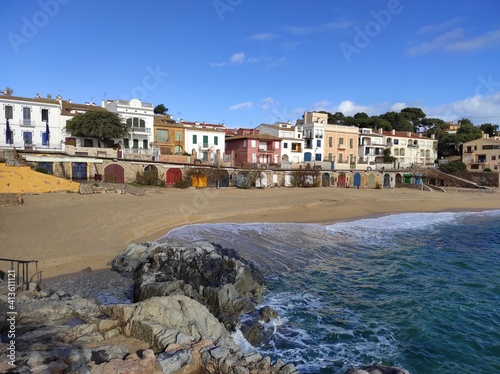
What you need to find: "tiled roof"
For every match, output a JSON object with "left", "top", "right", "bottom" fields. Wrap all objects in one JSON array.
[
  {"left": 382, "top": 130, "right": 433, "bottom": 140},
  {"left": 0, "top": 95, "right": 60, "bottom": 105},
  {"left": 61, "top": 101, "right": 107, "bottom": 115},
  {"left": 226, "top": 133, "right": 281, "bottom": 141}
]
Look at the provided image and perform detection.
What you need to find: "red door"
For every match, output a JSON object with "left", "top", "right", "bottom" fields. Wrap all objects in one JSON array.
[
  {"left": 104, "top": 164, "right": 125, "bottom": 183},
  {"left": 337, "top": 173, "right": 346, "bottom": 187},
  {"left": 166, "top": 168, "right": 182, "bottom": 185}
]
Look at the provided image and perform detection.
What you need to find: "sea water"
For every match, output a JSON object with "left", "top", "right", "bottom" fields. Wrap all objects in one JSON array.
[{"left": 163, "top": 210, "right": 500, "bottom": 374}]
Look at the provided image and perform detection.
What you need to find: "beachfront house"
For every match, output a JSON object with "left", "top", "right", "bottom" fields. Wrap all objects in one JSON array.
[
  {"left": 182, "top": 121, "right": 226, "bottom": 164},
  {"left": 255, "top": 122, "right": 304, "bottom": 166},
  {"left": 462, "top": 134, "right": 500, "bottom": 171},
  {"left": 1, "top": 92, "right": 63, "bottom": 151},
  {"left": 358, "top": 128, "right": 385, "bottom": 168},
  {"left": 380, "top": 129, "right": 437, "bottom": 168},
  {"left": 296, "top": 112, "right": 327, "bottom": 167},
  {"left": 153, "top": 114, "right": 185, "bottom": 156},
  {"left": 323, "top": 123, "right": 359, "bottom": 170},
  {"left": 102, "top": 98, "right": 155, "bottom": 157},
  {"left": 225, "top": 128, "right": 282, "bottom": 167}
]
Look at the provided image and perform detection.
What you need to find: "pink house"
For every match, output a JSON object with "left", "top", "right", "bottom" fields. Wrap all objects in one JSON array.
[{"left": 225, "top": 129, "right": 282, "bottom": 166}]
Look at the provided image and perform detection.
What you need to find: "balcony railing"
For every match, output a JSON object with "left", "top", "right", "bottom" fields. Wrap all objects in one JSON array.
[
  {"left": 131, "top": 126, "right": 151, "bottom": 133},
  {"left": 19, "top": 119, "right": 35, "bottom": 127}
]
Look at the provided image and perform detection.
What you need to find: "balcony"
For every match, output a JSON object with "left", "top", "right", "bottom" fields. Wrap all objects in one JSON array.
[
  {"left": 131, "top": 126, "right": 151, "bottom": 134},
  {"left": 19, "top": 119, "right": 36, "bottom": 127}
]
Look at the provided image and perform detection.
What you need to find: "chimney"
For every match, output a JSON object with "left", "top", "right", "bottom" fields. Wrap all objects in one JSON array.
[
  {"left": 419, "top": 133, "right": 422, "bottom": 138},
  {"left": 407, "top": 131, "right": 412, "bottom": 137},
  {"left": 391, "top": 129, "right": 396, "bottom": 135},
  {"left": 378, "top": 128, "right": 383, "bottom": 134}
]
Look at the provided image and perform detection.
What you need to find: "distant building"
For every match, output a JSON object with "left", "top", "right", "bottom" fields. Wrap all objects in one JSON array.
[
  {"left": 181, "top": 121, "right": 226, "bottom": 164},
  {"left": 1, "top": 93, "right": 62, "bottom": 151},
  {"left": 225, "top": 129, "right": 281, "bottom": 166},
  {"left": 255, "top": 122, "right": 303, "bottom": 164},
  {"left": 102, "top": 98, "right": 155, "bottom": 154},
  {"left": 358, "top": 128, "right": 385, "bottom": 166},
  {"left": 379, "top": 128, "right": 437, "bottom": 168},
  {"left": 463, "top": 134, "right": 500, "bottom": 171}
]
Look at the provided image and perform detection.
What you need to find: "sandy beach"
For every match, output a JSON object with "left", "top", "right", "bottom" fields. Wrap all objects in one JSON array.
[{"left": 1, "top": 186, "right": 500, "bottom": 280}]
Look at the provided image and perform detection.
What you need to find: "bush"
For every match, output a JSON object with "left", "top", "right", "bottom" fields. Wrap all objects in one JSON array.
[
  {"left": 439, "top": 161, "right": 467, "bottom": 173},
  {"left": 174, "top": 178, "right": 191, "bottom": 189},
  {"left": 483, "top": 168, "right": 492, "bottom": 172},
  {"left": 134, "top": 171, "right": 165, "bottom": 187}
]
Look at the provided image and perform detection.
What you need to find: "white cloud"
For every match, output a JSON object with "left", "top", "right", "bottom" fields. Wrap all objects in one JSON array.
[
  {"left": 424, "top": 91, "right": 500, "bottom": 124},
  {"left": 259, "top": 97, "right": 276, "bottom": 110},
  {"left": 210, "top": 62, "right": 226, "bottom": 67},
  {"left": 228, "top": 101, "right": 253, "bottom": 111},
  {"left": 405, "top": 28, "right": 463, "bottom": 56},
  {"left": 417, "top": 18, "right": 462, "bottom": 35},
  {"left": 312, "top": 100, "right": 332, "bottom": 111},
  {"left": 406, "top": 27, "right": 500, "bottom": 56},
  {"left": 248, "top": 32, "right": 279, "bottom": 41},
  {"left": 390, "top": 102, "right": 407, "bottom": 112},
  {"left": 446, "top": 28, "right": 500, "bottom": 52},
  {"left": 230, "top": 52, "right": 246, "bottom": 64}
]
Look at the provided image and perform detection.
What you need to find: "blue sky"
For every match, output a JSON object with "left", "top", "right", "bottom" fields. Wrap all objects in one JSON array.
[{"left": 2, "top": 0, "right": 500, "bottom": 128}]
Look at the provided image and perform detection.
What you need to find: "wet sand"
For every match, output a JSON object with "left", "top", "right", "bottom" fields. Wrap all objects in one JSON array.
[{"left": 1, "top": 187, "right": 499, "bottom": 280}]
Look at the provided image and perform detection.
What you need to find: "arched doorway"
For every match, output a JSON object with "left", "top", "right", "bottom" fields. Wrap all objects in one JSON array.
[
  {"left": 282, "top": 154, "right": 289, "bottom": 162},
  {"left": 384, "top": 173, "right": 391, "bottom": 188},
  {"left": 104, "top": 164, "right": 125, "bottom": 183},
  {"left": 322, "top": 173, "right": 331, "bottom": 187},
  {"left": 337, "top": 173, "right": 346, "bottom": 187},
  {"left": 368, "top": 173, "right": 376, "bottom": 188},
  {"left": 353, "top": 173, "right": 361, "bottom": 188},
  {"left": 166, "top": 168, "right": 182, "bottom": 186},
  {"left": 395, "top": 173, "right": 402, "bottom": 184},
  {"left": 144, "top": 165, "right": 158, "bottom": 184},
  {"left": 217, "top": 169, "right": 230, "bottom": 187},
  {"left": 255, "top": 172, "right": 268, "bottom": 188}
]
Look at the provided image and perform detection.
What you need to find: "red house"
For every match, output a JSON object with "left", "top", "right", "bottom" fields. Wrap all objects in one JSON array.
[{"left": 225, "top": 129, "right": 282, "bottom": 166}]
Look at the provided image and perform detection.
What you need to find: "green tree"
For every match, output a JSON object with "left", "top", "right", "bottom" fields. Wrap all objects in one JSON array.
[
  {"left": 65, "top": 111, "right": 130, "bottom": 147},
  {"left": 479, "top": 123, "right": 499, "bottom": 137},
  {"left": 383, "top": 148, "right": 397, "bottom": 163},
  {"left": 401, "top": 107, "right": 426, "bottom": 132},
  {"left": 154, "top": 104, "right": 168, "bottom": 115}
]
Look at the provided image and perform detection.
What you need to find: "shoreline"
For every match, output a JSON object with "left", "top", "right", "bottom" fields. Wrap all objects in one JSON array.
[{"left": 1, "top": 187, "right": 500, "bottom": 280}]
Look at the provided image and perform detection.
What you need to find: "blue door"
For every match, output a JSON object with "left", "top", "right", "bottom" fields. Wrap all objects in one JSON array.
[
  {"left": 304, "top": 152, "right": 312, "bottom": 162},
  {"left": 72, "top": 162, "right": 87, "bottom": 181},
  {"left": 353, "top": 173, "right": 361, "bottom": 187}
]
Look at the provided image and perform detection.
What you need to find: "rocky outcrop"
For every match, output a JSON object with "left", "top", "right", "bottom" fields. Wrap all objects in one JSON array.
[
  {"left": 0, "top": 285, "right": 299, "bottom": 374},
  {"left": 110, "top": 241, "right": 265, "bottom": 331},
  {"left": 345, "top": 365, "right": 410, "bottom": 374}
]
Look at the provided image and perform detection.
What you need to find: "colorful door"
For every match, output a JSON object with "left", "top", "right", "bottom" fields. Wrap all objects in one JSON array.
[
  {"left": 72, "top": 162, "right": 87, "bottom": 181},
  {"left": 104, "top": 164, "right": 125, "bottom": 183},
  {"left": 166, "top": 168, "right": 182, "bottom": 186},
  {"left": 337, "top": 173, "right": 346, "bottom": 187},
  {"left": 353, "top": 173, "right": 361, "bottom": 188}
]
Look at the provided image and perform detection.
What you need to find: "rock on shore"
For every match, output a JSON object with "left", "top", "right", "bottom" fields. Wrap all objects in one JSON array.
[{"left": 0, "top": 240, "right": 410, "bottom": 373}]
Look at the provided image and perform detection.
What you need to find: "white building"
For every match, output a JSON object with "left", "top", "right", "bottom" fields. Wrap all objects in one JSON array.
[
  {"left": 380, "top": 129, "right": 437, "bottom": 168},
  {"left": 1, "top": 93, "right": 63, "bottom": 151},
  {"left": 296, "top": 112, "right": 328, "bottom": 164},
  {"left": 358, "top": 128, "right": 385, "bottom": 165},
  {"left": 255, "top": 122, "right": 304, "bottom": 164},
  {"left": 102, "top": 98, "right": 155, "bottom": 154},
  {"left": 182, "top": 121, "right": 226, "bottom": 163}
]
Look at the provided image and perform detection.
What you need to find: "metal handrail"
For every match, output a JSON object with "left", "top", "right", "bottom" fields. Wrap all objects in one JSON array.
[{"left": 0, "top": 258, "right": 41, "bottom": 292}]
